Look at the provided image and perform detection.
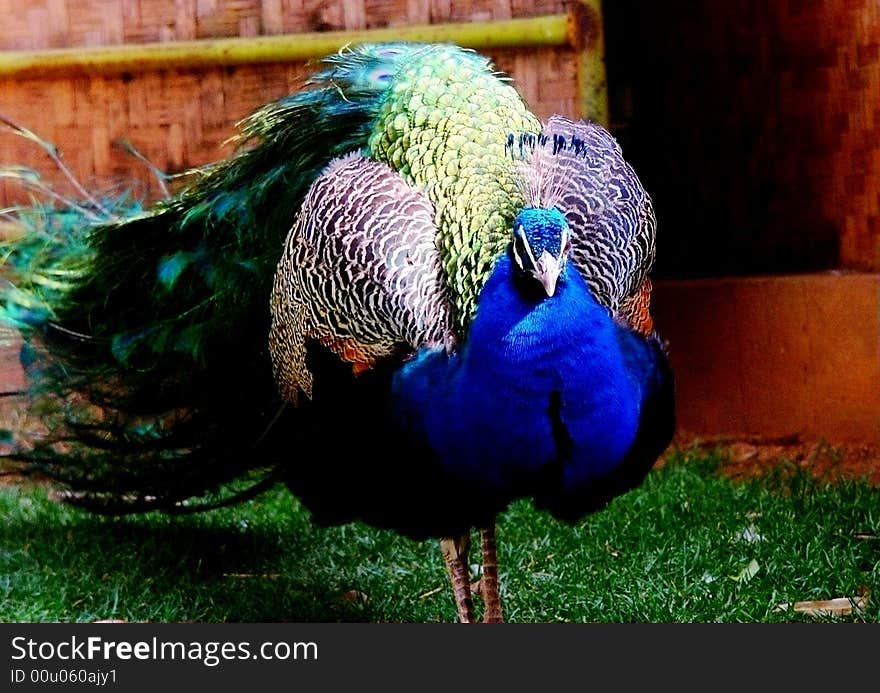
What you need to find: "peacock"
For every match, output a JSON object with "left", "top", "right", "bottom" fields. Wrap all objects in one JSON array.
[{"left": 0, "top": 42, "right": 675, "bottom": 623}]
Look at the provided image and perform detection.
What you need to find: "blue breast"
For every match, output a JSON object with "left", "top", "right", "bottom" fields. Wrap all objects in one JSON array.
[{"left": 392, "top": 252, "right": 660, "bottom": 508}]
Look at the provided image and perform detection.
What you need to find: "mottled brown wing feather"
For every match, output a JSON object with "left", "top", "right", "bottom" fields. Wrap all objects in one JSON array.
[{"left": 269, "top": 153, "right": 455, "bottom": 402}]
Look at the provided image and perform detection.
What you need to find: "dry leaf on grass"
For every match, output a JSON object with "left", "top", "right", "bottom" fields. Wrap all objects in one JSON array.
[{"left": 775, "top": 591, "right": 869, "bottom": 617}]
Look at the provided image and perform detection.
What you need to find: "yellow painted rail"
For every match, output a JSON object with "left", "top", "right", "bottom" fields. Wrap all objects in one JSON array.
[{"left": 0, "top": 2, "right": 607, "bottom": 123}]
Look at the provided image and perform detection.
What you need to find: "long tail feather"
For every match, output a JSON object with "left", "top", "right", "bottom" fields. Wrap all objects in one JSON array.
[{"left": 1, "top": 43, "right": 434, "bottom": 512}]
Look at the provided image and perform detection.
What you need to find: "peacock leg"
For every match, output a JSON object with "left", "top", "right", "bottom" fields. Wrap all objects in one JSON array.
[
  {"left": 478, "top": 524, "right": 504, "bottom": 623},
  {"left": 440, "top": 534, "right": 475, "bottom": 623}
]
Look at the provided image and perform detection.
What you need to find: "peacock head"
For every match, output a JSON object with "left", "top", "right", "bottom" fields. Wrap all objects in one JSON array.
[{"left": 511, "top": 207, "right": 572, "bottom": 297}]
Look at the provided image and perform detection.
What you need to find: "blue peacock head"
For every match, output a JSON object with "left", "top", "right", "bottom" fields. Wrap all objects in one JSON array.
[{"left": 511, "top": 207, "right": 571, "bottom": 297}]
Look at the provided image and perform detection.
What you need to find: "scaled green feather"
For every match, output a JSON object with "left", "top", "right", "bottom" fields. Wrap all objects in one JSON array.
[{"left": 367, "top": 44, "right": 541, "bottom": 325}]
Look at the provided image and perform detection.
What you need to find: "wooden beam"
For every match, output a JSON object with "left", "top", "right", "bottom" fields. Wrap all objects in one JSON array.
[{"left": 0, "top": 15, "right": 570, "bottom": 80}]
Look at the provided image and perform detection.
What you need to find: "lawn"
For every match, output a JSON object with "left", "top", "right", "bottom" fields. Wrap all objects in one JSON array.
[{"left": 1, "top": 448, "right": 877, "bottom": 623}]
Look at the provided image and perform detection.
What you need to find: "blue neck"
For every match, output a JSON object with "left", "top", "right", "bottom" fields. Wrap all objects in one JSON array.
[{"left": 392, "top": 253, "right": 648, "bottom": 497}]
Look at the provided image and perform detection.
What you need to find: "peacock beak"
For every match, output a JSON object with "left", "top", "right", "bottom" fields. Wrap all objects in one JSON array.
[{"left": 534, "top": 251, "right": 562, "bottom": 297}]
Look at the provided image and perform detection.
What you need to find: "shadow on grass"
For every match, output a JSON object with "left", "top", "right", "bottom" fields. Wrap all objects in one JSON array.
[{"left": 0, "top": 488, "right": 387, "bottom": 622}]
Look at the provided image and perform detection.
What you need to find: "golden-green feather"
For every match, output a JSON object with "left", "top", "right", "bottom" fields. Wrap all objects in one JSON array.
[{"left": 368, "top": 44, "right": 541, "bottom": 326}]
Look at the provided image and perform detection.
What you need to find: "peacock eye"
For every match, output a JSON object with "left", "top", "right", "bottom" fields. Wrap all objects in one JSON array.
[{"left": 560, "top": 231, "right": 572, "bottom": 257}]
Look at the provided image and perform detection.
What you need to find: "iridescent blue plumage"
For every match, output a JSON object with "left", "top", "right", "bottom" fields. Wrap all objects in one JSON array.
[{"left": 392, "top": 209, "right": 673, "bottom": 524}]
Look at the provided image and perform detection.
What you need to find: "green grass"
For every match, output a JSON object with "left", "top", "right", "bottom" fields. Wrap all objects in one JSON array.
[{"left": 1, "top": 449, "right": 878, "bottom": 623}]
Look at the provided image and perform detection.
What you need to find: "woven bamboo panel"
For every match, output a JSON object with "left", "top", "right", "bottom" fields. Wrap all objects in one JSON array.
[
  {"left": 605, "top": 0, "right": 880, "bottom": 274},
  {"left": 0, "top": 0, "right": 575, "bottom": 206}
]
